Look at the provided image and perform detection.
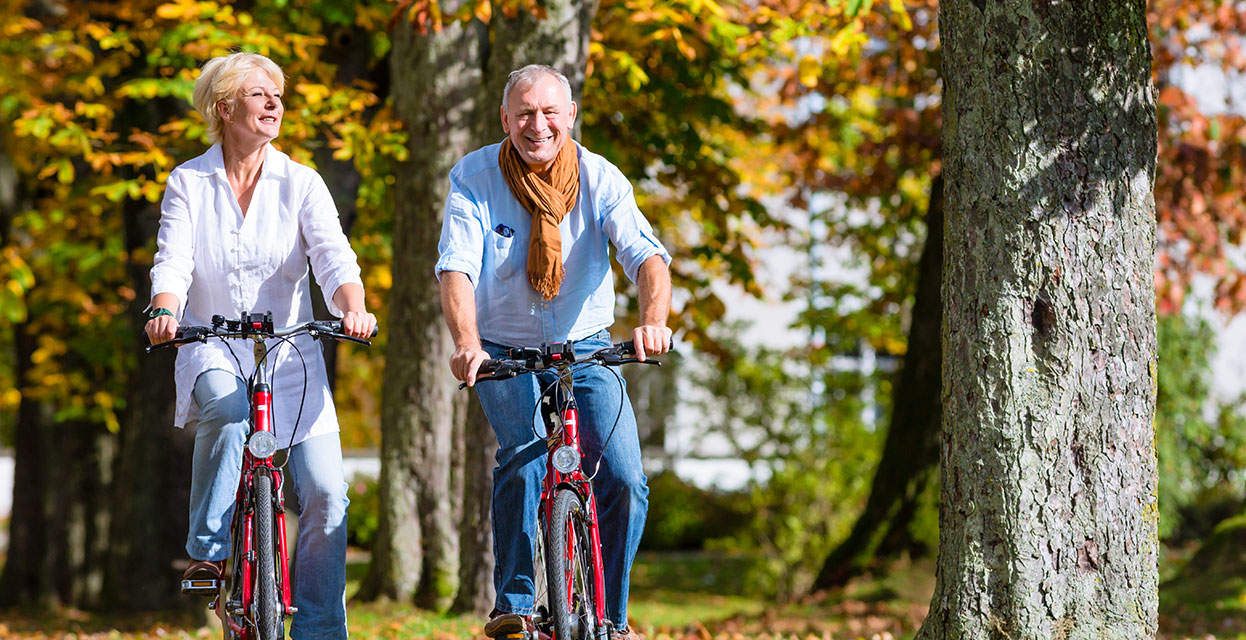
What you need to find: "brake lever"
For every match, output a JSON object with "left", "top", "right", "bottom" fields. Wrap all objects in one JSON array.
[
  {"left": 326, "top": 333, "right": 372, "bottom": 346},
  {"left": 459, "top": 368, "right": 520, "bottom": 389},
  {"left": 598, "top": 356, "right": 661, "bottom": 367}
]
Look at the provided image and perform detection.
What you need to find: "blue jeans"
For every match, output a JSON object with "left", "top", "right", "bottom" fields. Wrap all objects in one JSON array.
[
  {"left": 189, "top": 369, "right": 350, "bottom": 640},
  {"left": 475, "top": 329, "right": 649, "bottom": 627}
]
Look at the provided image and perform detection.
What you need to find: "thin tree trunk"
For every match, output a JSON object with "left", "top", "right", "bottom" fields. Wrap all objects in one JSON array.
[
  {"left": 814, "top": 175, "right": 943, "bottom": 590},
  {"left": 0, "top": 325, "right": 55, "bottom": 608},
  {"left": 919, "top": 1, "right": 1158, "bottom": 638},
  {"left": 0, "top": 142, "right": 114, "bottom": 611}
]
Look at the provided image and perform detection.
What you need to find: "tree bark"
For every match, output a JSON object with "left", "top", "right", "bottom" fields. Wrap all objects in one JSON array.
[
  {"left": 361, "top": 0, "right": 597, "bottom": 609},
  {"left": 919, "top": 2, "right": 1158, "bottom": 638},
  {"left": 0, "top": 331, "right": 116, "bottom": 610},
  {"left": 355, "top": 13, "right": 482, "bottom": 606},
  {"left": 0, "top": 325, "right": 56, "bottom": 608},
  {"left": 452, "top": 393, "right": 496, "bottom": 615},
  {"left": 814, "top": 175, "right": 943, "bottom": 590}
]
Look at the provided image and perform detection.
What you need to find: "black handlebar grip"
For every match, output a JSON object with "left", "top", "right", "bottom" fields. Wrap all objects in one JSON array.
[
  {"left": 479, "top": 360, "right": 501, "bottom": 375},
  {"left": 618, "top": 340, "right": 636, "bottom": 355}
]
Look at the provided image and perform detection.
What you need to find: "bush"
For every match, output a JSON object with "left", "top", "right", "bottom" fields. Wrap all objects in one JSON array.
[
  {"left": 640, "top": 470, "right": 749, "bottom": 551},
  {"left": 346, "top": 473, "right": 380, "bottom": 550}
]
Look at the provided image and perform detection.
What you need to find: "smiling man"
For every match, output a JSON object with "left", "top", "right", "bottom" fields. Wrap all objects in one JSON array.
[{"left": 435, "top": 64, "right": 672, "bottom": 640}]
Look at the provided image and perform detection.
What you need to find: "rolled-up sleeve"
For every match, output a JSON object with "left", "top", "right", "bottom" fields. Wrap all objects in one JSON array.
[
  {"left": 300, "top": 172, "right": 362, "bottom": 317},
  {"left": 435, "top": 166, "right": 485, "bottom": 285},
  {"left": 599, "top": 172, "right": 670, "bottom": 282},
  {"left": 149, "top": 170, "right": 196, "bottom": 319}
]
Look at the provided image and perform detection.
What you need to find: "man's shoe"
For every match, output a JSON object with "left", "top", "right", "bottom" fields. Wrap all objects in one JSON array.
[
  {"left": 181, "top": 559, "right": 225, "bottom": 595},
  {"left": 484, "top": 611, "right": 534, "bottom": 639},
  {"left": 612, "top": 625, "right": 642, "bottom": 640}
]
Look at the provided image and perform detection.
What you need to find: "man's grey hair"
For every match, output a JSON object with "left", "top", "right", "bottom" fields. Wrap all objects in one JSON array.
[{"left": 502, "top": 64, "right": 573, "bottom": 110}]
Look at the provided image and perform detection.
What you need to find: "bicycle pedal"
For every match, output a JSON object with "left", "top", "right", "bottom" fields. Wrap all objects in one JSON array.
[{"left": 181, "top": 578, "right": 221, "bottom": 596}]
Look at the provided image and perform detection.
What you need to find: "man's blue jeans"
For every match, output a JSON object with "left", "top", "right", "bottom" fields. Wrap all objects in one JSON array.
[
  {"left": 475, "top": 329, "right": 650, "bottom": 627},
  {"left": 188, "top": 368, "right": 350, "bottom": 640}
]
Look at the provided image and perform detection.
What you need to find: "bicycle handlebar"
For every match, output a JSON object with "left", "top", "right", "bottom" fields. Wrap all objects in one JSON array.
[
  {"left": 462, "top": 340, "right": 661, "bottom": 389},
  {"left": 143, "top": 316, "right": 378, "bottom": 353}
]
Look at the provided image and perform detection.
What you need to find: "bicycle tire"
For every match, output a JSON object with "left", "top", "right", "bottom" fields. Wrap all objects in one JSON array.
[
  {"left": 546, "top": 488, "right": 599, "bottom": 640},
  {"left": 253, "top": 470, "right": 283, "bottom": 640}
]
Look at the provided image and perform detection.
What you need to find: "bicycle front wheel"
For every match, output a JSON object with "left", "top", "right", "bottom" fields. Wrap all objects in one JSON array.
[
  {"left": 546, "top": 488, "right": 600, "bottom": 640},
  {"left": 253, "top": 470, "right": 283, "bottom": 640}
]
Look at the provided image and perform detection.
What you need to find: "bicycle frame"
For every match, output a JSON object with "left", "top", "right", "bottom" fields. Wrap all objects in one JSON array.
[
  {"left": 155, "top": 312, "right": 374, "bottom": 640},
  {"left": 470, "top": 340, "right": 657, "bottom": 640},
  {"left": 215, "top": 318, "right": 294, "bottom": 639},
  {"left": 539, "top": 375, "right": 608, "bottom": 630}
]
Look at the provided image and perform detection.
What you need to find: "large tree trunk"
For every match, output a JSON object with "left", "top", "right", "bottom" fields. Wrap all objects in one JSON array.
[
  {"left": 452, "top": 393, "right": 496, "bottom": 615},
  {"left": 919, "top": 2, "right": 1158, "bottom": 638},
  {"left": 362, "top": 0, "right": 597, "bottom": 610},
  {"left": 101, "top": 195, "right": 196, "bottom": 612},
  {"left": 814, "top": 175, "right": 943, "bottom": 591},
  {"left": 355, "top": 12, "right": 482, "bottom": 606}
]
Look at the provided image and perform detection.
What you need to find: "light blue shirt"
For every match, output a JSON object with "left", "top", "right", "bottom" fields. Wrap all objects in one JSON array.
[{"left": 436, "top": 141, "right": 670, "bottom": 347}]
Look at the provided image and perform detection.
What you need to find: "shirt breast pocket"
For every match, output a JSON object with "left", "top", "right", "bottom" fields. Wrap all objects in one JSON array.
[{"left": 493, "top": 233, "right": 523, "bottom": 280}]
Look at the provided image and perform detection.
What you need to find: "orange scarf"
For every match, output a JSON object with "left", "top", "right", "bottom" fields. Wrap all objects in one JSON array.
[{"left": 498, "top": 138, "right": 580, "bottom": 300}]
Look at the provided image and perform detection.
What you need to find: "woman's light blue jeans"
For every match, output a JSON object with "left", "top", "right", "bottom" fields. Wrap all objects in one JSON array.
[
  {"left": 188, "top": 368, "right": 349, "bottom": 640},
  {"left": 475, "top": 329, "right": 650, "bottom": 627}
]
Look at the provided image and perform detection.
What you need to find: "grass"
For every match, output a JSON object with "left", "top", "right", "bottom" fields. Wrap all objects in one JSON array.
[{"left": 1, "top": 549, "right": 1245, "bottom": 639}]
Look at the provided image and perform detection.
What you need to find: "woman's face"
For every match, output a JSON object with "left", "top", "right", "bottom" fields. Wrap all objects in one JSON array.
[{"left": 222, "top": 68, "right": 283, "bottom": 145}]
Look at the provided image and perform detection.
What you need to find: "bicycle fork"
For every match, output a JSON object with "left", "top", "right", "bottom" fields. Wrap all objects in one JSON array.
[{"left": 540, "top": 379, "right": 610, "bottom": 635}]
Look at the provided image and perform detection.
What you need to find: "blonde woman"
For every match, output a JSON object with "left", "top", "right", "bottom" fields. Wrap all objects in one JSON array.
[{"left": 145, "top": 52, "right": 374, "bottom": 639}]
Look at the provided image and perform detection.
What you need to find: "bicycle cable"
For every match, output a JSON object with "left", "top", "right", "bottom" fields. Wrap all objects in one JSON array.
[
  {"left": 214, "top": 329, "right": 310, "bottom": 470},
  {"left": 250, "top": 334, "right": 309, "bottom": 469},
  {"left": 505, "top": 347, "right": 632, "bottom": 482}
]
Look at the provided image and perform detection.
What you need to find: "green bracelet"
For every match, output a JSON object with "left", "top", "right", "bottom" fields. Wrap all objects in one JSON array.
[{"left": 147, "top": 307, "right": 173, "bottom": 320}]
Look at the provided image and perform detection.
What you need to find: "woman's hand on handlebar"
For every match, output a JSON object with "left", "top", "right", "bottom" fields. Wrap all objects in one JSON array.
[
  {"left": 145, "top": 315, "right": 178, "bottom": 345},
  {"left": 340, "top": 310, "right": 378, "bottom": 340}
]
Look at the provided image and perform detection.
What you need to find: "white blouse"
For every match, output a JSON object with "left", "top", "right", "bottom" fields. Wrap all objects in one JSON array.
[{"left": 149, "top": 143, "right": 363, "bottom": 445}]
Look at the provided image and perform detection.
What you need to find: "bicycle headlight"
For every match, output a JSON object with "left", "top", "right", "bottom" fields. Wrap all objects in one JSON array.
[
  {"left": 551, "top": 445, "right": 581, "bottom": 474},
  {"left": 247, "top": 431, "right": 279, "bottom": 459}
]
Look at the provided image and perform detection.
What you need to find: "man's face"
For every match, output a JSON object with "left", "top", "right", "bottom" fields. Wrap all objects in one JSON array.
[{"left": 501, "top": 74, "right": 577, "bottom": 173}]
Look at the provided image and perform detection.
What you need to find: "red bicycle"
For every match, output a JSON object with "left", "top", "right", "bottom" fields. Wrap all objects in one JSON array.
[
  {"left": 467, "top": 341, "right": 658, "bottom": 640},
  {"left": 147, "top": 312, "right": 374, "bottom": 640}
]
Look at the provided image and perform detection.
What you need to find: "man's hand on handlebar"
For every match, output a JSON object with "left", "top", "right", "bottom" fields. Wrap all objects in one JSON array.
[
  {"left": 145, "top": 315, "right": 178, "bottom": 345},
  {"left": 450, "top": 343, "right": 491, "bottom": 387},
  {"left": 631, "top": 324, "right": 673, "bottom": 362}
]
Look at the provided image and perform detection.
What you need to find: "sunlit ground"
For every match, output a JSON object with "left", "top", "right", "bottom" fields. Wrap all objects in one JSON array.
[{"left": 0, "top": 549, "right": 1243, "bottom": 639}]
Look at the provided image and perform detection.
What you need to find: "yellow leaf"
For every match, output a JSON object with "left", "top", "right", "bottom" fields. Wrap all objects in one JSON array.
[
  {"left": 474, "top": 0, "right": 491, "bottom": 23},
  {"left": 890, "top": 0, "right": 913, "bottom": 30},
  {"left": 830, "top": 23, "right": 867, "bottom": 56},
  {"left": 297, "top": 83, "right": 331, "bottom": 106},
  {"left": 1, "top": 388, "right": 20, "bottom": 410},
  {"left": 155, "top": 1, "right": 188, "bottom": 19},
  {"left": 797, "top": 54, "right": 820, "bottom": 88}
]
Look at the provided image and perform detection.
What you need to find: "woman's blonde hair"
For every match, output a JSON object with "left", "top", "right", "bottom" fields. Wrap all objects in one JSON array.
[{"left": 192, "top": 52, "right": 285, "bottom": 143}]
